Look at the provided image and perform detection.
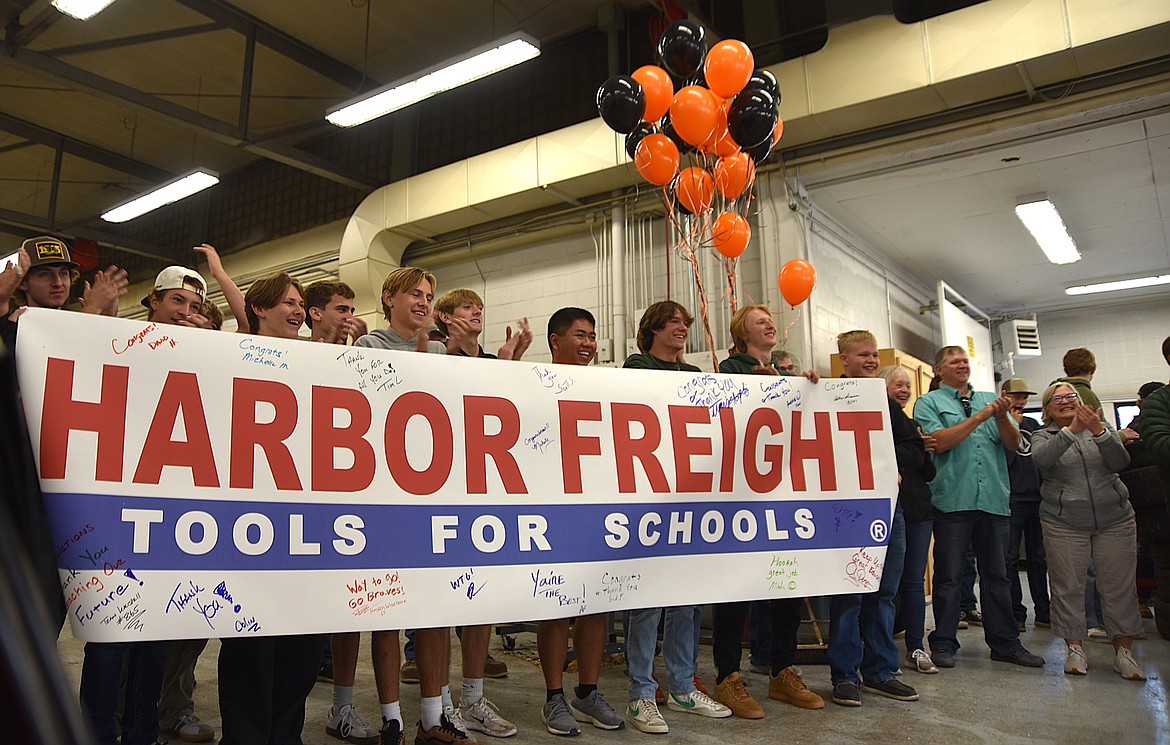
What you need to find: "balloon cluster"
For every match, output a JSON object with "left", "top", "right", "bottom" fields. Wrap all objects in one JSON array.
[{"left": 597, "top": 21, "right": 784, "bottom": 263}]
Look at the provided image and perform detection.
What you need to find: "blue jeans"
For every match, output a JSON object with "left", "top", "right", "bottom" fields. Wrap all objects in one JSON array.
[
  {"left": 626, "top": 606, "right": 697, "bottom": 701},
  {"left": 829, "top": 506, "right": 906, "bottom": 684},
  {"left": 929, "top": 510, "right": 1021, "bottom": 656},
  {"left": 80, "top": 641, "right": 167, "bottom": 745},
  {"left": 899, "top": 517, "right": 934, "bottom": 653},
  {"left": 1008, "top": 499, "right": 1050, "bottom": 623}
]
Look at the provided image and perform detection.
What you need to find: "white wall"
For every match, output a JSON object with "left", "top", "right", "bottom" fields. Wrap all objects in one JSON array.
[{"left": 1010, "top": 297, "right": 1170, "bottom": 402}]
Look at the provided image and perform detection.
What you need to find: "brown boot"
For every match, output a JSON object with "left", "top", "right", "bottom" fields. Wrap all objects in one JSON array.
[
  {"left": 768, "top": 666, "right": 824, "bottom": 709},
  {"left": 714, "top": 672, "right": 765, "bottom": 719}
]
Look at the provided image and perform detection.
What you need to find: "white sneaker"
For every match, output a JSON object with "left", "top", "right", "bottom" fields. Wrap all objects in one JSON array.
[
  {"left": 908, "top": 649, "right": 939, "bottom": 674},
  {"left": 666, "top": 690, "right": 732, "bottom": 718},
  {"left": 460, "top": 697, "right": 517, "bottom": 738},
  {"left": 443, "top": 704, "right": 478, "bottom": 741},
  {"left": 1064, "top": 644, "right": 1088, "bottom": 675},
  {"left": 1114, "top": 647, "right": 1146, "bottom": 680},
  {"left": 1087, "top": 627, "right": 1111, "bottom": 643},
  {"left": 325, "top": 705, "right": 380, "bottom": 744},
  {"left": 626, "top": 698, "right": 669, "bottom": 733},
  {"left": 166, "top": 713, "right": 215, "bottom": 743}
]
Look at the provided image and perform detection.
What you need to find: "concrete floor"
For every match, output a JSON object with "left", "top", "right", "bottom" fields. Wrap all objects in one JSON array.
[{"left": 57, "top": 611, "right": 1169, "bottom": 745}]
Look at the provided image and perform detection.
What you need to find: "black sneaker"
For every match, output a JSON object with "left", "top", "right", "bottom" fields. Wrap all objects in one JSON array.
[
  {"left": 960, "top": 609, "right": 983, "bottom": 626},
  {"left": 831, "top": 681, "right": 861, "bottom": 707},
  {"left": 318, "top": 659, "right": 334, "bottom": 683},
  {"left": 990, "top": 647, "right": 1044, "bottom": 668},
  {"left": 931, "top": 649, "right": 956, "bottom": 668},
  {"left": 862, "top": 678, "right": 919, "bottom": 701},
  {"left": 381, "top": 719, "right": 405, "bottom": 745}
]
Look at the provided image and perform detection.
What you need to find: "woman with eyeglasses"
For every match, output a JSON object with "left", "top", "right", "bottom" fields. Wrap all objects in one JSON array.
[{"left": 1032, "top": 383, "right": 1146, "bottom": 680}]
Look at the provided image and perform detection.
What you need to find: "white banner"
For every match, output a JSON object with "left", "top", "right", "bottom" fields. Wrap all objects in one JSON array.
[{"left": 16, "top": 309, "right": 897, "bottom": 642}]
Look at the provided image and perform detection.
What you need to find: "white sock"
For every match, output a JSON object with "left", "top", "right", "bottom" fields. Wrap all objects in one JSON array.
[
  {"left": 421, "top": 696, "right": 443, "bottom": 730},
  {"left": 440, "top": 684, "right": 453, "bottom": 710},
  {"left": 462, "top": 678, "right": 483, "bottom": 705},
  {"left": 332, "top": 685, "right": 353, "bottom": 713},
  {"left": 380, "top": 700, "right": 402, "bottom": 728}
]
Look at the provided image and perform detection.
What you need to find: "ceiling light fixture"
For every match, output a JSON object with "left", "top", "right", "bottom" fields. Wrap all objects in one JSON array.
[
  {"left": 326, "top": 32, "right": 540, "bottom": 128},
  {"left": 1066, "top": 274, "right": 1170, "bottom": 295},
  {"left": 52, "top": 0, "right": 118, "bottom": 20},
  {"left": 101, "top": 169, "right": 219, "bottom": 223},
  {"left": 1014, "top": 194, "right": 1081, "bottom": 265}
]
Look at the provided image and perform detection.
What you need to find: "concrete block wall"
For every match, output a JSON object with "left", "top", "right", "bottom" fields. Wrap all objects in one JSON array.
[{"left": 1010, "top": 297, "right": 1170, "bottom": 401}]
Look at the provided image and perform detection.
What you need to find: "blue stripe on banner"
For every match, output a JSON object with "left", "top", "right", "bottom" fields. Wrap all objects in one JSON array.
[{"left": 47, "top": 492, "right": 892, "bottom": 571}]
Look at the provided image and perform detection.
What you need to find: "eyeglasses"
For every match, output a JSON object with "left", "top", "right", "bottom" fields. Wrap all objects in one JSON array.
[{"left": 1050, "top": 393, "right": 1079, "bottom": 404}]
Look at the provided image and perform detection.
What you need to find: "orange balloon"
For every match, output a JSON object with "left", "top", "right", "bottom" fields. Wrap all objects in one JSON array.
[
  {"left": 779, "top": 258, "right": 817, "bottom": 307},
  {"left": 712, "top": 212, "right": 751, "bottom": 258},
  {"left": 670, "top": 85, "right": 719, "bottom": 146},
  {"left": 701, "top": 100, "right": 739, "bottom": 157},
  {"left": 634, "top": 133, "right": 680, "bottom": 186},
  {"left": 704, "top": 40, "right": 754, "bottom": 99},
  {"left": 675, "top": 166, "right": 715, "bottom": 214},
  {"left": 772, "top": 115, "right": 784, "bottom": 144},
  {"left": 632, "top": 65, "right": 674, "bottom": 123},
  {"left": 714, "top": 152, "right": 755, "bottom": 199}
]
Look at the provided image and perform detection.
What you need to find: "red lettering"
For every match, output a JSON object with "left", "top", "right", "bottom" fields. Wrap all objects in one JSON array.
[
  {"left": 744, "top": 408, "right": 783, "bottom": 492},
  {"left": 611, "top": 403, "right": 669, "bottom": 493},
  {"left": 668, "top": 405, "right": 712, "bottom": 492},
  {"left": 718, "top": 407, "right": 736, "bottom": 492},
  {"left": 558, "top": 400, "right": 603, "bottom": 494},
  {"left": 463, "top": 395, "right": 527, "bottom": 494},
  {"left": 311, "top": 385, "right": 375, "bottom": 492},
  {"left": 40, "top": 359, "right": 128, "bottom": 482},
  {"left": 229, "top": 378, "right": 303, "bottom": 490},
  {"left": 836, "top": 411, "right": 884, "bottom": 490},
  {"left": 384, "top": 392, "right": 452, "bottom": 496},
  {"left": 132, "top": 371, "right": 219, "bottom": 487},
  {"left": 790, "top": 411, "right": 836, "bottom": 491}
]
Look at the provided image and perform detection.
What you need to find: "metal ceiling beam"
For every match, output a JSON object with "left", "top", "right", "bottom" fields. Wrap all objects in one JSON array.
[
  {"left": 44, "top": 22, "right": 225, "bottom": 57},
  {"left": 2, "top": 47, "right": 380, "bottom": 191},
  {"left": 172, "top": 0, "right": 379, "bottom": 92},
  {"left": 4, "top": 4, "right": 61, "bottom": 50},
  {"left": 0, "top": 111, "right": 173, "bottom": 182},
  {"left": 0, "top": 207, "right": 188, "bottom": 263}
]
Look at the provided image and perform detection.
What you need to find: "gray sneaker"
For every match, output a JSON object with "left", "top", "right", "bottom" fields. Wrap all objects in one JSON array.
[
  {"left": 570, "top": 690, "right": 624, "bottom": 730},
  {"left": 541, "top": 693, "right": 581, "bottom": 737}
]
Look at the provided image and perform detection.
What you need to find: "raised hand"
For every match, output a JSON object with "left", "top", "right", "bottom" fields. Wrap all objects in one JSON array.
[
  {"left": 81, "top": 265, "right": 129, "bottom": 316},
  {"left": 498, "top": 317, "right": 533, "bottom": 361}
]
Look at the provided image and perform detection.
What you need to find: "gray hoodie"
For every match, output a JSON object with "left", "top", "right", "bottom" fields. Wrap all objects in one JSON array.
[{"left": 1032, "top": 420, "right": 1132, "bottom": 531}]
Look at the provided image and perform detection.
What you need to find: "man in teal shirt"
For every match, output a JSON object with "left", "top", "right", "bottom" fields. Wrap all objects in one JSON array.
[{"left": 913, "top": 346, "right": 1044, "bottom": 670}]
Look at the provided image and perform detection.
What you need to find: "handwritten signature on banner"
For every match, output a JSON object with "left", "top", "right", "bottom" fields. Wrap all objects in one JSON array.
[
  {"left": 593, "top": 571, "right": 641, "bottom": 604},
  {"left": 450, "top": 567, "right": 486, "bottom": 601},
  {"left": 165, "top": 579, "right": 261, "bottom": 633},
  {"left": 766, "top": 554, "right": 800, "bottom": 592},
  {"left": 524, "top": 422, "right": 555, "bottom": 453},
  {"left": 336, "top": 349, "right": 401, "bottom": 392},
  {"left": 760, "top": 378, "right": 801, "bottom": 408},
  {"left": 239, "top": 338, "right": 291, "bottom": 371},
  {"left": 60, "top": 525, "right": 150, "bottom": 633},
  {"left": 345, "top": 571, "right": 406, "bottom": 617},
  {"left": 826, "top": 378, "right": 861, "bottom": 407},
  {"left": 531, "top": 568, "right": 587, "bottom": 614},
  {"left": 832, "top": 504, "right": 864, "bottom": 531},
  {"left": 111, "top": 323, "right": 177, "bottom": 355},
  {"left": 844, "top": 547, "right": 884, "bottom": 591},
  {"left": 677, "top": 375, "right": 750, "bottom": 417},
  {"left": 532, "top": 366, "right": 574, "bottom": 395}
]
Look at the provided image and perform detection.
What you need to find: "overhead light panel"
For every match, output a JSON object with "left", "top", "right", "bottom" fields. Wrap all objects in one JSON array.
[
  {"left": 327, "top": 33, "right": 540, "bottom": 128},
  {"left": 52, "top": 0, "right": 118, "bottom": 20},
  {"left": 1014, "top": 195, "right": 1081, "bottom": 265},
  {"left": 1066, "top": 274, "right": 1170, "bottom": 295},
  {"left": 101, "top": 170, "right": 219, "bottom": 223}
]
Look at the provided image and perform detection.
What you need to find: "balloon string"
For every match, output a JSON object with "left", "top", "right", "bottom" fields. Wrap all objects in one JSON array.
[{"left": 781, "top": 307, "right": 801, "bottom": 349}]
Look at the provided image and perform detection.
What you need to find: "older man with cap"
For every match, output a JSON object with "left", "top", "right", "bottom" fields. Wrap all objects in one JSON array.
[{"left": 1001, "top": 378, "right": 1051, "bottom": 631}]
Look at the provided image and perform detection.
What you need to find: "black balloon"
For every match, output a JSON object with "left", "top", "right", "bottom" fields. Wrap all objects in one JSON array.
[
  {"left": 742, "top": 69, "right": 781, "bottom": 103},
  {"left": 746, "top": 136, "right": 774, "bottom": 165},
  {"left": 728, "top": 87, "right": 778, "bottom": 149},
  {"left": 659, "top": 113, "right": 695, "bottom": 155},
  {"left": 686, "top": 65, "right": 708, "bottom": 90},
  {"left": 597, "top": 75, "right": 645, "bottom": 134},
  {"left": 624, "top": 122, "right": 657, "bottom": 160},
  {"left": 658, "top": 20, "right": 706, "bottom": 79}
]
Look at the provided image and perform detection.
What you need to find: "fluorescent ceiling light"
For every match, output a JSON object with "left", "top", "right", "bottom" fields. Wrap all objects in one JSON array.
[
  {"left": 327, "top": 33, "right": 540, "bottom": 128},
  {"left": 1014, "top": 195, "right": 1081, "bottom": 265},
  {"left": 52, "top": 0, "right": 117, "bottom": 20},
  {"left": 101, "top": 170, "right": 219, "bottom": 223},
  {"left": 1066, "top": 274, "right": 1170, "bottom": 295}
]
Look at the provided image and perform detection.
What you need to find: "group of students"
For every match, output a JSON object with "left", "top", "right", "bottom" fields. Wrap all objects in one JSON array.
[{"left": 1, "top": 234, "right": 1157, "bottom": 745}]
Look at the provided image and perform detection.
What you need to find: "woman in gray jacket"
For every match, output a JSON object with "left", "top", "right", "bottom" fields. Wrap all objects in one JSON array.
[{"left": 1033, "top": 382, "right": 1145, "bottom": 680}]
